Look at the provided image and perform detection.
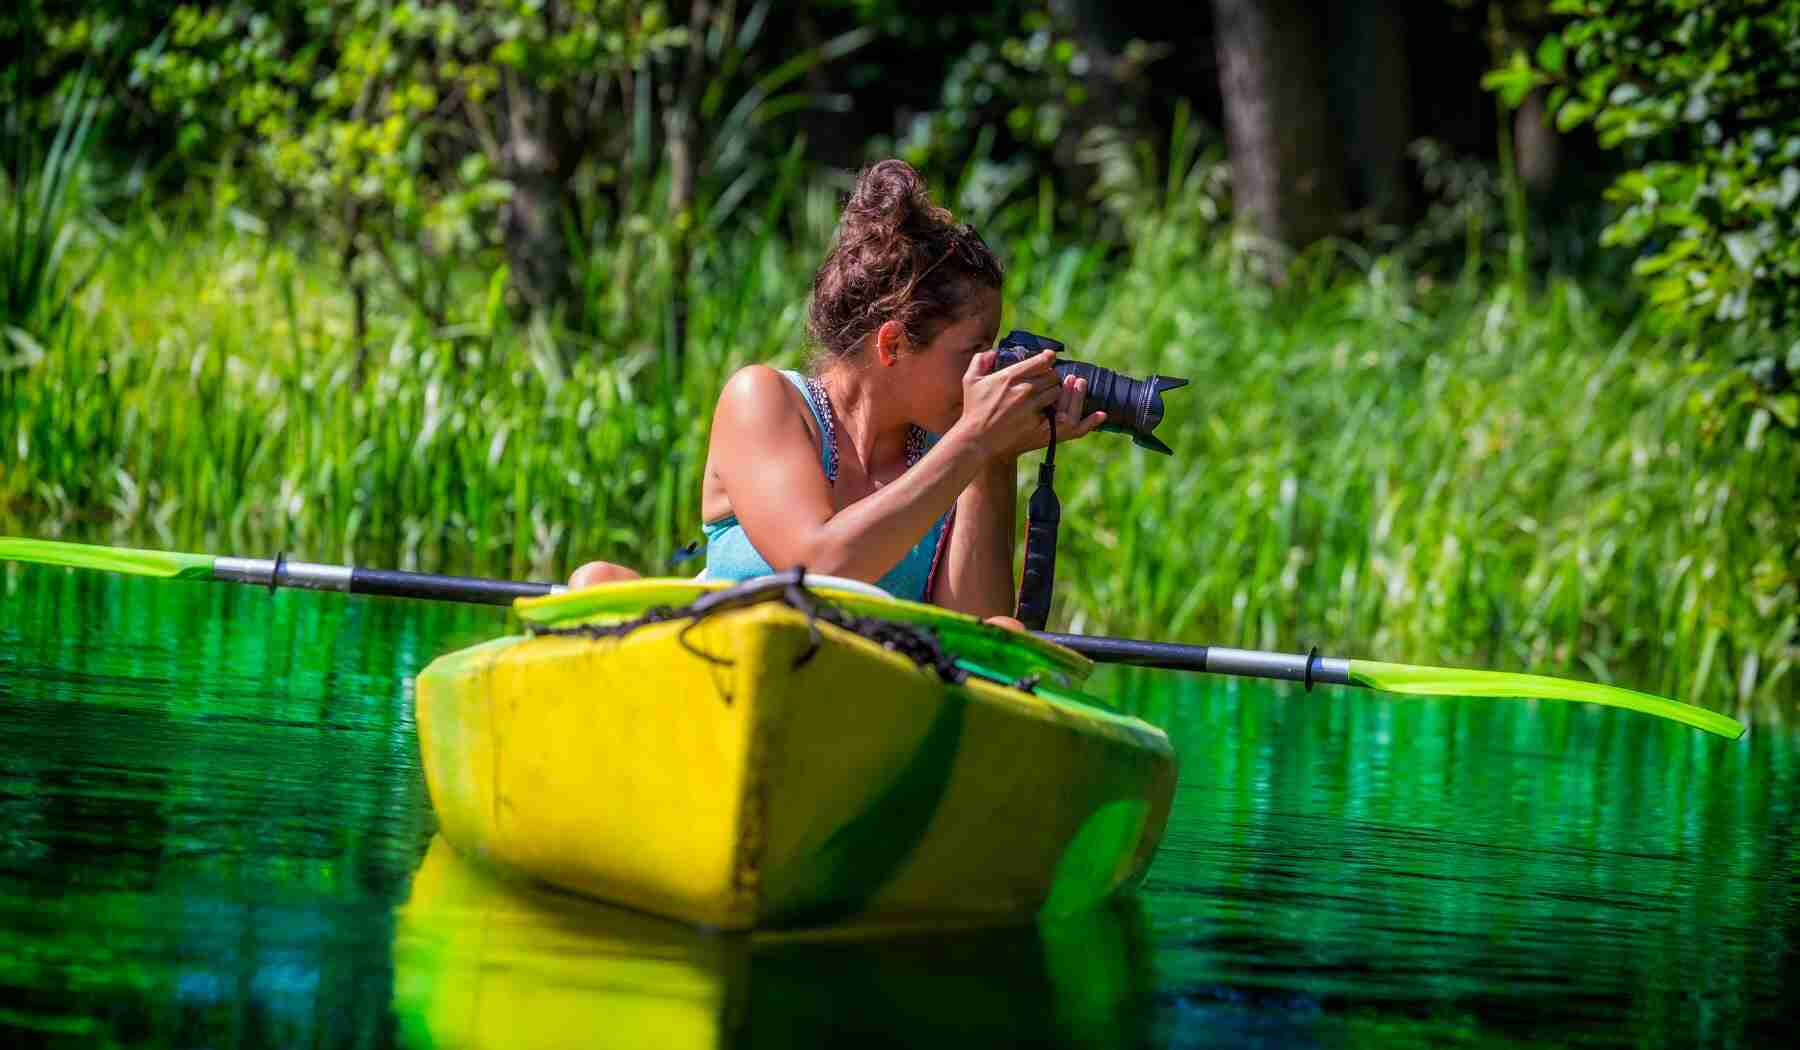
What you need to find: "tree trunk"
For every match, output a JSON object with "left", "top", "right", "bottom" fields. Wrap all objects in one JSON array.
[
  {"left": 610, "top": 68, "right": 640, "bottom": 335},
  {"left": 1334, "top": 0, "right": 1411, "bottom": 227},
  {"left": 664, "top": 89, "right": 694, "bottom": 367},
  {"left": 1212, "top": 0, "right": 1346, "bottom": 258},
  {"left": 1514, "top": 88, "right": 1559, "bottom": 193},
  {"left": 500, "top": 77, "right": 572, "bottom": 316},
  {"left": 349, "top": 275, "right": 369, "bottom": 389},
  {"left": 662, "top": 0, "right": 714, "bottom": 369},
  {"left": 341, "top": 205, "right": 369, "bottom": 388}
]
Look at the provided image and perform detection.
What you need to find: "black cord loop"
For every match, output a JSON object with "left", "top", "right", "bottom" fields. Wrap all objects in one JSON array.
[{"left": 528, "top": 569, "right": 968, "bottom": 686}]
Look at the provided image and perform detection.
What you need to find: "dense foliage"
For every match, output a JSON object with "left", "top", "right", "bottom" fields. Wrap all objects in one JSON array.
[
  {"left": 7, "top": 1, "right": 878, "bottom": 351},
  {"left": 2, "top": 3, "right": 1796, "bottom": 716},
  {"left": 1488, "top": 0, "right": 1800, "bottom": 433}
]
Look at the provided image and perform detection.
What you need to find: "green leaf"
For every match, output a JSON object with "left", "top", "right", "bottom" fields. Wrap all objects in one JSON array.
[
  {"left": 1649, "top": 277, "right": 1689, "bottom": 305},
  {"left": 1536, "top": 35, "right": 1566, "bottom": 77},
  {"left": 1557, "top": 99, "right": 1596, "bottom": 131},
  {"left": 1767, "top": 393, "right": 1799, "bottom": 429},
  {"left": 1632, "top": 238, "right": 1700, "bottom": 277},
  {"left": 1482, "top": 51, "right": 1547, "bottom": 109}
]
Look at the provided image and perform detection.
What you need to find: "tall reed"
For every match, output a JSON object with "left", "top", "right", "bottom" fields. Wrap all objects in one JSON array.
[{"left": 1, "top": 74, "right": 102, "bottom": 352}]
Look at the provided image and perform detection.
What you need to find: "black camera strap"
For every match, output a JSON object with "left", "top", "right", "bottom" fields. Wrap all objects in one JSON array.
[{"left": 1014, "top": 410, "right": 1061, "bottom": 630}]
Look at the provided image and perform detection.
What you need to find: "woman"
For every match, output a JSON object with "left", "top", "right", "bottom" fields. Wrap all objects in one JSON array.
[{"left": 569, "top": 160, "right": 1105, "bottom": 626}]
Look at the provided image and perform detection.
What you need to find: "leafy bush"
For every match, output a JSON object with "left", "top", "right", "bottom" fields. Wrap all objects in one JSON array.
[
  {"left": 136, "top": 3, "right": 688, "bottom": 320},
  {"left": 1487, "top": 0, "right": 1800, "bottom": 433}
]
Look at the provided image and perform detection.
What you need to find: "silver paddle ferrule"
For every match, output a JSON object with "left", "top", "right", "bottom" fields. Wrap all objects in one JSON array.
[
  {"left": 1204, "top": 646, "right": 1351, "bottom": 688},
  {"left": 212, "top": 557, "right": 353, "bottom": 592}
]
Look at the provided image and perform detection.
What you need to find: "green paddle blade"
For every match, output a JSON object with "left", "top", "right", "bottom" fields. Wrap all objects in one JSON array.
[
  {"left": 0, "top": 537, "right": 216, "bottom": 581},
  {"left": 1347, "top": 660, "right": 1745, "bottom": 740}
]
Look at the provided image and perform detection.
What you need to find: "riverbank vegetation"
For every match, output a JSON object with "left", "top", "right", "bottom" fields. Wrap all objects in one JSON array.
[{"left": 4, "top": 155, "right": 1793, "bottom": 713}]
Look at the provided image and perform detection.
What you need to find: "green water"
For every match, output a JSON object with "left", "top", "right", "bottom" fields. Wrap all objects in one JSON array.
[{"left": 1, "top": 568, "right": 1793, "bottom": 1048}]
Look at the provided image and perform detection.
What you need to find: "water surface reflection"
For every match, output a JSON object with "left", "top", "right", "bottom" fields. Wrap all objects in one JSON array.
[
  {"left": 395, "top": 835, "right": 1154, "bottom": 1048},
  {"left": 1, "top": 567, "right": 1794, "bottom": 1048}
]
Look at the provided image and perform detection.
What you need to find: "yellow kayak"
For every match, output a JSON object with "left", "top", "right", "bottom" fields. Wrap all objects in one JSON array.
[{"left": 413, "top": 573, "right": 1177, "bottom": 930}]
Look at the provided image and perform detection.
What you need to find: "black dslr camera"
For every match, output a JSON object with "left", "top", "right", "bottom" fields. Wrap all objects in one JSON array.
[{"left": 990, "top": 330, "right": 1187, "bottom": 455}]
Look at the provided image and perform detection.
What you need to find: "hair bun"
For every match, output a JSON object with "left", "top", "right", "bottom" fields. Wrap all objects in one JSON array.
[
  {"left": 844, "top": 159, "right": 949, "bottom": 238},
  {"left": 808, "top": 158, "right": 1002, "bottom": 360}
]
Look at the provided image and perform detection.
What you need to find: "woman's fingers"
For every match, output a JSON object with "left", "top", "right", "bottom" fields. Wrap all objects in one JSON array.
[
  {"left": 997, "top": 349, "right": 1057, "bottom": 381},
  {"left": 1039, "top": 375, "right": 1083, "bottom": 429},
  {"left": 999, "top": 352, "right": 1061, "bottom": 402},
  {"left": 1060, "top": 375, "right": 1085, "bottom": 420},
  {"left": 1012, "top": 368, "right": 1061, "bottom": 396},
  {"left": 1060, "top": 377, "right": 1106, "bottom": 439}
]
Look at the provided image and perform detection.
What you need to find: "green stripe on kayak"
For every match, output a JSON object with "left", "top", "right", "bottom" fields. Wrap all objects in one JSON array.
[
  {"left": 1346, "top": 659, "right": 1745, "bottom": 740},
  {"left": 765, "top": 691, "right": 967, "bottom": 926},
  {"left": 1041, "top": 800, "right": 1150, "bottom": 919},
  {"left": 0, "top": 537, "right": 215, "bottom": 581}
]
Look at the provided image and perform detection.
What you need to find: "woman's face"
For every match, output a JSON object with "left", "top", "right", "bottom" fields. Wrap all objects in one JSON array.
[{"left": 899, "top": 286, "right": 1002, "bottom": 434}]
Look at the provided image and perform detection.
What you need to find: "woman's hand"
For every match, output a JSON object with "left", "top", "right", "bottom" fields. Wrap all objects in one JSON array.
[
  {"left": 1010, "top": 369, "right": 1107, "bottom": 458},
  {"left": 950, "top": 350, "right": 1104, "bottom": 461}
]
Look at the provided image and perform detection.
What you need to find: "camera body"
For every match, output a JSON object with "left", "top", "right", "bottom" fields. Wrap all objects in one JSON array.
[{"left": 989, "top": 330, "right": 1187, "bottom": 455}]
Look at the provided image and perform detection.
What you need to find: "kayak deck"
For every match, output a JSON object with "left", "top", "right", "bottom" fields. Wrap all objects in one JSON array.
[{"left": 414, "top": 583, "right": 1175, "bottom": 931}]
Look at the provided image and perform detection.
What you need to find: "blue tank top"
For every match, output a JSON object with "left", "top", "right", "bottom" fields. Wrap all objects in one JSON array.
[{"left": 700, "top": 370, "right": 951, "bottom": 601}]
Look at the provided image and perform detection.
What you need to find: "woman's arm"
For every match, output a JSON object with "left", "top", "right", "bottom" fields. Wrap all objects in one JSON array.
[
  {"left": 933, "top": 456, "right": 1017, "bottom": 618},
  {"left": 708, "top": 358, "right": 1060, "bottom": 582},
  {"left": 931, "top": 371, "right": 1108, "bottom": 618}
]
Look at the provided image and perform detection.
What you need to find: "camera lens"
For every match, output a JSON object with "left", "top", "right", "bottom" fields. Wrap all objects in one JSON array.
[{"left": 991, "top": 330, "right": 1187, "bottom": 454}]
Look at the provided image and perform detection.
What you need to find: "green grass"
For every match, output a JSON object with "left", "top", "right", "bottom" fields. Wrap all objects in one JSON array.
[{"left": 1, "top": 174, "right": 1794, "bottom": 719}]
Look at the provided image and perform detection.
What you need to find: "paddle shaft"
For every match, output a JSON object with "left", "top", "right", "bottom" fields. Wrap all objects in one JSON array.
[
  {"left": 1035, "top": 632, "right": 1353, "bottom": 687},
  {"left": 218, "top": 556, "right": 1351, "bottom": 684},
  {"left": 211, "top": 556, "right": 559, "bottom": 605}
]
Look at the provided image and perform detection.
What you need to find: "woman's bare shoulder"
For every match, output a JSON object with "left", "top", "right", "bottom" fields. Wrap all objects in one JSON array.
[
  {"left": 704, "top": 363, "right": 827, "bottom": 522},
  {"left": 718, "top": 362, "right": 791, "bottom": 407},
  {"left": 714, "top": 364, "right": 812, "bottom": 435}
]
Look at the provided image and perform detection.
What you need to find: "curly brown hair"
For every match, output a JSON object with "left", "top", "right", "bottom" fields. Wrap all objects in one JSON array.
[{"left": 807, "top": 159, "right": 1004, "bottom": 362}]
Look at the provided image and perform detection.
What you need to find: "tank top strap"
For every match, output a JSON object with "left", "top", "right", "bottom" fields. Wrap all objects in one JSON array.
[{"left": 777, "top": 369, "right": 834, "bottom": 479}]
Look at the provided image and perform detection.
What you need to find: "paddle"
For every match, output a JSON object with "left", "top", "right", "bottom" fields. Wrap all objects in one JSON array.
[
  {"left": 0, "top": 536, "right": 554, "bottom": 603},
  {"left": 0, "top": 536, "right": 1745, "bottom": 739}
]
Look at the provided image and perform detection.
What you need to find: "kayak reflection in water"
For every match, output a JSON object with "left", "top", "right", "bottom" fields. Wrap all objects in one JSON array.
[
  {"left": 566, "top": 159, "right": 1106, "bottom": 632},
  {"left": 394, "top": 834, "right": 1157, "bottom": 1050}
]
